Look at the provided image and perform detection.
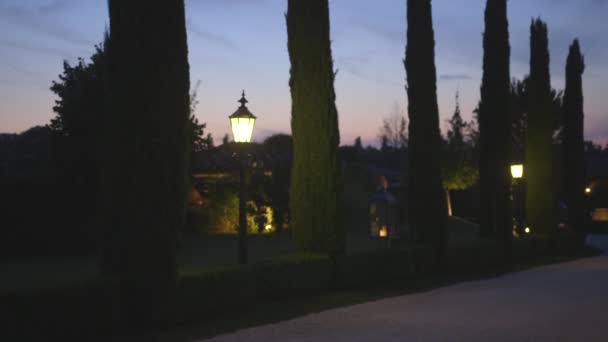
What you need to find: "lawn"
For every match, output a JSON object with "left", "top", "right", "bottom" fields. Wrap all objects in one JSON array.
[{"left": 0, "top": 217, "right": 479, "bottom": 294}]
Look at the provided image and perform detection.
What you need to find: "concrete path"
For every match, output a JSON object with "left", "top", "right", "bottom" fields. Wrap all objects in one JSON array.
[{"left": 203, "top": 236, "right": 608, "bottom": 342}]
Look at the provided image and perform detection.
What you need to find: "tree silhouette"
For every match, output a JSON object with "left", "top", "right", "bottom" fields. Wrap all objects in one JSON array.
[
  {"left": 287, "top": 0, "right": 342, "bottom": 254},
  {"left": 378, "top": 104, "right": 408, "bottom": 151},
  {"left": 189, "top": 82, "right": 213, "bottom": 152},
  {"left": 509, "top": 77, "right": 564, "bottom": 161},
  {"left": 443, "top": 93, "right": 478, "bottom": 216},
  {"left": 446, "top": 92, "right": 466, "bottom": 149},
  {"left": 405, "top": 0, "right": 446, "bottom": 266},
  {"left": 479, "top": 0, "right": 511, "bottom": 261},
  {"left": 49, "top": 42, "right": 106, "bottom": 241},
  {"left": 526, "top": 19, "right": 555, "bottom": 236},
  {"left": 354, "top": 136, "right": 363, "bottom": 151},
  {"left": 562, "top": 39, "right": 586, "bottom": 245},
  {"left": 222, "top": 133, "right": 230, "bottom": 145},
  {"left": 104, "top": 0, "right": 190, "bottom": 325}
]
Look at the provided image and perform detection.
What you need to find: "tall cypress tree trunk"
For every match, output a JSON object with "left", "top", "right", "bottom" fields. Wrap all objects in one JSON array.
[
  {"left": 405, "top": 0, "right": 447, "bottom": 266},
  {"left": 105, "top": 0, "right": 190, "bottom": 326},
  {"left": 563, "top": 40, "right": 586, "bottom": 246},
  {"left": 479, "top": 0, "right": 512, "bottom": 259},
  {"left": 287, "top": 0, "right": 342, "bottom": 254},
  {"left": 100, "top": 29, "right": 122, "bottom": 277},
  {"left": 526, "top": 19, "right": 555, "bottom": 236}
]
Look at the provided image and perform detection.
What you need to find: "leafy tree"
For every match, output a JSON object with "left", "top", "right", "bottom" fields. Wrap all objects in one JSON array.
[
  {"left": 287, "top": 0, "right": 342, "bottom": 254},
  {"left": 49, "top": 42, "right": 106, "bottom": 218},
  {"left": 478, "top": 0, "right": 511, "bottom": 260},
  {"left": 50, "top": 46, "right": 106, "bottom": 139},
  {"left": 562, "top": 39, "right": 586, "bottom": 245},
  {"left": 443, "top": 93, "right": 478, "bottom": 216},
  {"left": 405, "top": 0, "right": 446, "bottom": 265},
  {"left": 104, "top": 0, "right": 190, "bottom": 325},
  {"left": 222, "top": 133, "right": 230, "bottom": 145},
  {"left": 526, "top": 18, "right": 555, "bottom": 236}
]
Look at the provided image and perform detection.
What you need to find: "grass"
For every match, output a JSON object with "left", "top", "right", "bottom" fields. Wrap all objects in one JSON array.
[{"left": 0, "top": 217, "right": 480, "bottom": 294}]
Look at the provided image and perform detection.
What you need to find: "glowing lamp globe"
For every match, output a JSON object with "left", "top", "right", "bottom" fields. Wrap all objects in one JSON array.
[
  {"left": 229, "top": 91, "right": 257, "bottom": 143},
  {"left": 511, "top": 164, "right": 524, "bottom": 179}
]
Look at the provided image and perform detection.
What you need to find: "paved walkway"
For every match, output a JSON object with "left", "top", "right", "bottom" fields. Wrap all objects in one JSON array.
[{"left": 203, "top": 236, "right": 608, "bottom": 342}]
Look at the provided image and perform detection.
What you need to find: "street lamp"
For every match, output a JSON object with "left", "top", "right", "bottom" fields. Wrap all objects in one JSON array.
[
  {"left": 229, "top": 91, "right": 256, "bottom": 264},
  {"left": 511, "top": 164, "right": 525, "bottom": 236},
  {"left": 510, "top": 164, "right": 524, "bottom": 179},
  {"left": 230, "top": 91, "right": 257, "bottom": 143}
]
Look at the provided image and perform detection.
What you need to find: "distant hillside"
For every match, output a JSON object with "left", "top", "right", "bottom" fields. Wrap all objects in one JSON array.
[{"left": 0, "top": 133, "right": 18, "bottom": 140}]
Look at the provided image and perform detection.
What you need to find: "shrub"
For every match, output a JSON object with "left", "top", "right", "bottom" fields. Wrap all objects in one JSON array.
[
  {"left": 447, "top": 239, "right": 502, "bottom": 274},
  {"left": 186, "top": 187, "right": 269, "bottom": 235},
  {"left": 334, "top": 245, "right": 434, "bottom": 289}
]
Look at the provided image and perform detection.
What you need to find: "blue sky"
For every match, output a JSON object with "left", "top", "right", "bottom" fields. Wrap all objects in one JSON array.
[{"left": 0, "top": 0, "right": 606, "bottom": 146}]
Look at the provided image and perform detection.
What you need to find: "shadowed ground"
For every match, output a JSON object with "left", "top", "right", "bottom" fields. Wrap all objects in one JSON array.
[
  {"left": 0, "top": 217, "right": 479, "bottom": 293},
  {"left": 201, "top": 235, "right": 608, "bottom": 342}
]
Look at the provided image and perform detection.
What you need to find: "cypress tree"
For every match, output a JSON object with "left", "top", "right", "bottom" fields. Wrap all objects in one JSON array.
[
  {"left": 405, "top": 0, "right": 447, "bottom": 264},
  {"left": 479, "top": 0, "right": 512, "bottom": 258},
  {"left": 286, "top": 0, "right": 342, "bottom": 254},
  {"left": 105, "top": 0, "right": 190, "bottom": 325},
  {"left": 100, "top": 27, "right": 122, "bottom": 277},
  {"left": 526, "top": 19, "right": 555, "bottom": 236},
  {"left": 563, "top": 39, "right": 586, "bottom": 245}
]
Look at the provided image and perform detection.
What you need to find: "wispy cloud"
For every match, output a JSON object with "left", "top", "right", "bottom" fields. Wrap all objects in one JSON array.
[
  {"left": 188, "top": 24, "right": 238, "bottom": 50},
  {"left": 38, "top": 0, "right": 76, "bottom": 14},
  {"left": 439, "top": 74, "right": 472, "bottom": 81},
  {"left": 337, "top": 55, "right": 401, "bottom": 87},
  {"left": 0, "top": 39, "right": 69, "bottom": 57},
  {"left": 357, "top": 22, "right": 404, "bottom": 43},
  {"left": 0, "top": 3, "right": 91, "bottom": 47}
]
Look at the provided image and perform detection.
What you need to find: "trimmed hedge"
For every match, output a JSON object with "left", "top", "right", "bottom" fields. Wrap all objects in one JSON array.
[
  {"left": 252, "top": 254, "right": 332, "bottom": 300},
  {"left": 0, "top": 233, "right": 583, "bottom": 340},
  {"left": 334, "top": 245, "right": 434, "bottom": 288},
  {"left": 177, "top": 253, "right": 332, "bottom": 321},
  {"left": 446, "top": 239, "right": 503, "bottom": 274}
]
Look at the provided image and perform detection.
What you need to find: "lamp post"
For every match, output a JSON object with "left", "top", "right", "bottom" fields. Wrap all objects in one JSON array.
[
  {"left": 229, "top": 91, "right": 256, "bottom": 264},
  {"left": 510, "top": 164, "right": 525, "bottom": 236}
]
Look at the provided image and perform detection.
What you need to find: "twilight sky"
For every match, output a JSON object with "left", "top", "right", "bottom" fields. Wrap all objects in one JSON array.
[{"left": 0, "top": 0, "right": 606, "bottom": 146}]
